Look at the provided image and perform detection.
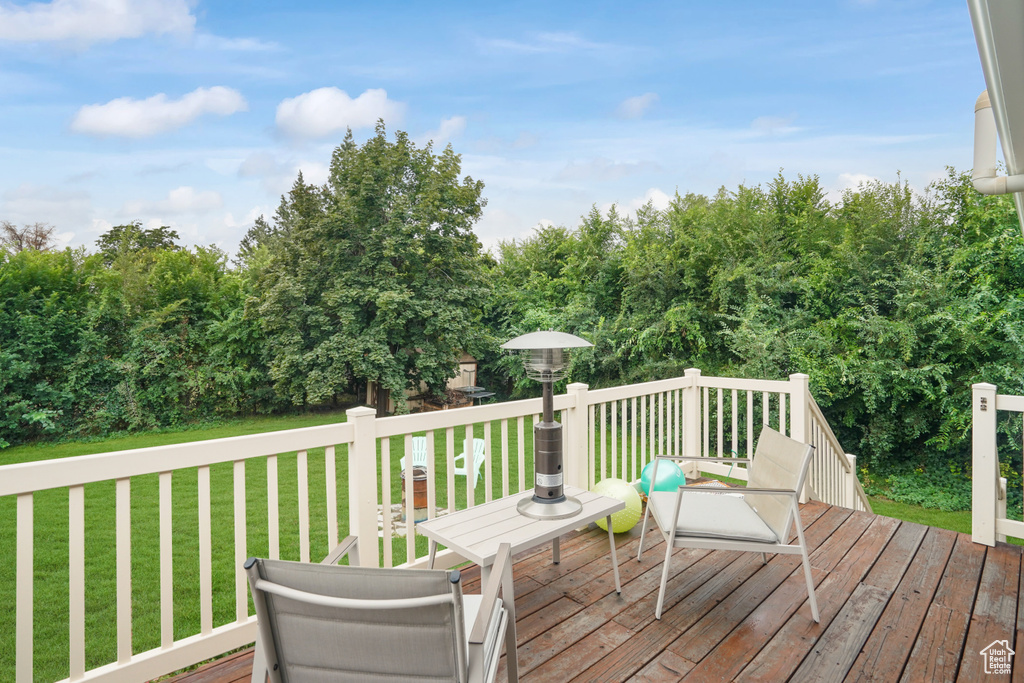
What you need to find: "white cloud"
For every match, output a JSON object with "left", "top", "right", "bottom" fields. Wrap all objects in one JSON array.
[
  {"left": 0, "top": 0, "right": 195, "bottom": 45},
  {"left": 600, "top": 188, "right": 672, "bottom": 216},
  {"left": 275, "top": 87, "right": 405, "bottom": 140},
  {"left": 121, "top": 186, "right": 223, "bottom": 217},
  {"left": 750, "top": 116, "right": 800, "bottom": 136},
  {"left": 71, "top": 87, "right": 248, "bottom": 138},
  {"left": 479, "top": 31, "right": 610, "bottom": 54},
  {"left": 0, "top": 183, "right": 93, "bottom": 232},
  {"left": 237, "top": 151, "right": 329, "bottom": 194},
  {"left": 417, "top": 116, "right": 467, "bottom": 147},
  {"left": 556, "top": 158, "right": 661, "bottom": 182},
  {"left": 615, "top": 93, "right": 659, "bottom": 120},
  {"left": 838, "top": 172, "right": 879, "bottom": 190}
]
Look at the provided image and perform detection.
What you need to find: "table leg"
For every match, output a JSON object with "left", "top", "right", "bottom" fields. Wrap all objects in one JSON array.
[
  {"left": 480, "top": 564, "right": 491, "bottom": 587},
  {"left": 606, "top": 515, "right": 621, "bottom": 594},
  {"left": 552, "top": 536, "right": 560, "bottom": 564},
  {"left": 428, "top": 540, "right": 437, "bottom": 569}
]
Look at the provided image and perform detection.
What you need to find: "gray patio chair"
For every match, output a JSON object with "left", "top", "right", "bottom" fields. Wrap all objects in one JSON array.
[
  {"left": 636, "top": 426, "right": 820, "bottom": 622},
  {"left": 245, "top": 537, "right": 518, "bottom": 682}
]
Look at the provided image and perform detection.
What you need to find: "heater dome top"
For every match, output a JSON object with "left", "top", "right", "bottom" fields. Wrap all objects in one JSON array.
[{"left": 501, "top": 330, "right": 593, "bottom": 350}]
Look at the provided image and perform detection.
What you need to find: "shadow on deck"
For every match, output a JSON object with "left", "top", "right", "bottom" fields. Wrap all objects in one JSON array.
[{"left": 167, "top": 501, "right": 1023, "bottom": 682}]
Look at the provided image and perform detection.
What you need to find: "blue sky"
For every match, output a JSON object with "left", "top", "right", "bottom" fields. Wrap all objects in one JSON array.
[{"left": 0, "top": 0, "right": 985, "bottom": 255}]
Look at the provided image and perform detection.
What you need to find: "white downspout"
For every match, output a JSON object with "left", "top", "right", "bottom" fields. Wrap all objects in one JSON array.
[{"left": 973, "top": 90, "right": 1024, "bottom": 195}]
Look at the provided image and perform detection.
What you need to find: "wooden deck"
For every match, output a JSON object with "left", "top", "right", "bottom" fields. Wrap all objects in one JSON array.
[{"left": 167, "top": 501, "right": 1023, "bottom": 682}]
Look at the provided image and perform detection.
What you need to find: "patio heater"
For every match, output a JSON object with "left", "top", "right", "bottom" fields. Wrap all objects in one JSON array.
[{"left": 501, "top": 330, "right": 593, "bottom": 519}]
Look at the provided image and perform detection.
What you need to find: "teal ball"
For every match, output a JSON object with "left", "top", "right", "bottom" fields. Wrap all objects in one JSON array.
[{"left": 640, "top": 459, "right": 686, "bottom": 496}]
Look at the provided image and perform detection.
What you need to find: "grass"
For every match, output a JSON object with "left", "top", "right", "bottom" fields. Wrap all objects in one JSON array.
[{"left": 0, "top": 410, "right": 539, "bottom": 682}]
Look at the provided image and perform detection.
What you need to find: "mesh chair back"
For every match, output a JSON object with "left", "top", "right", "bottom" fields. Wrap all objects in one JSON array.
[
  {"left": 250, "top": 558, "right": 467, "bottom": 682},
  {"left": 746, "top": 426, "right": 814, "bottom": 540}
]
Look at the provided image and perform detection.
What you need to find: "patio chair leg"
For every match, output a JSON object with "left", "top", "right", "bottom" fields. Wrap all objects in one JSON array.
[
  {"left": 800, "top": 546, "right": 820, "bottom": 623},
  {"left": 656, "top": 535, "right": 674, "bottom": 620},
  {"left": 761, "top": 552, "right": 767, "bottom": 565},
  {"left": 606, "top": 515, "right": 622, "bottom": 594},
  {"left": 251, "top": 639, "right": 268, "bottom": 683},
  {"left": 637, "top": 499, "right": 653, "bottom": 562}
]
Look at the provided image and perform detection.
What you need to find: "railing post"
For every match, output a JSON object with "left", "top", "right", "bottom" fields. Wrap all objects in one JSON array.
[
  {"left": 788, "top": 373, "right": 810, "bottom": 443},
  {"left": 972, "top": 382, "right": 998, "bottom": 546},
  {"left": 566, "top": 383, "right": 589, "bottom": 490},
  {"left": 682, "top": 368, "right": 702, "bottom": 477},
  {"left": 347, "top": 406, "right": 380, "bottom": 567},
  {"left": 846, "top": 454, "right": 858, "bottom": 510},
  {"left": 788, "top": 373, "right": 810, "bottom": 502}
]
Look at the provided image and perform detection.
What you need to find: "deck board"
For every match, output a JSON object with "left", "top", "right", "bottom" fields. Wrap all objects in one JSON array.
[{"left": 164, "top": 501, "right": 1024, "bottom": 683}]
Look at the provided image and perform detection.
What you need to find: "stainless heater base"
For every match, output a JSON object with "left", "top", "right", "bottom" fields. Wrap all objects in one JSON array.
[{"left": 517, "top": 494, "right": 583, "bottom": 520}]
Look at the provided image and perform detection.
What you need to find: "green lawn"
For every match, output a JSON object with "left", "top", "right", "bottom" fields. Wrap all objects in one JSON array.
[{"left": 0, "top": 410, "right": 538, "bottom": 682}]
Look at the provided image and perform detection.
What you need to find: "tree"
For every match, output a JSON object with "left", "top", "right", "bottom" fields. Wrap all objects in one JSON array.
[
  {"left": 96, "top": 221, "right": 180, "bottom": 263},
  {"left": 1, "top": 221, "right": 57, "bottom": 252},
  {"left": 257, "top": 123, "right": 489, "bottom": 415}
]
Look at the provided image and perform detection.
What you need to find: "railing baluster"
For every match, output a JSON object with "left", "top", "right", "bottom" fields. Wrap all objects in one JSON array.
[
  {"left": 762, "top": 392, "right": 770, "bottom": 428},
  {"left": 16, "top": 492, "right": 32, "bottom": 683},
  {"left": 701, "top": 387, "right": 709, "bottom": 457},
  {"left": 116, "top": 478, "right": 132, "bottom": 662},
  {"left": 158, "top": 472, "right": 173, "bottom": 649},
  {"left": 381, "top": 437, "right": 392, "bottom": 568},
  {"left": 516, "top": 418, "right": 525, "bottom": 493},
  {"left": 611, "top": 400, "right": 618, "bottom": 479},
  {"left": 325, "top": 445, "right": 338, "bottom": 553},
  {"left": 500, "top": 421, "right": 509, "bottom": 498},
  {"left": 632, "top": 396, "right": 638, "bottom": 482},
  {"left": 779, "top": 393, "right": 787, "bottom": 436},
  {"left": 405, "top": 434, "right": 415, "bottom": 564},
  {"left": 267, "top": 455, "right": 279, "bottom": 560},
  {"left": 588, "top": 404, "right": 596, "bottom": 489},
  {"left": 69, "top": 485, "right": 85, "bottom": 679},
  {"left": 233, "top": 460, "right": 247, "bottom": 622},
  {"left": 484, "top": 422, "right": 493, "bottom": 503},
  {"left": 198, "top": 466, "right": 212, "bottom": 634},
  {"left": 746, "top": 391, "right": 754, "bottom": 457},
  {"left": 297, "top": 450, "right": 310, "bottom": 563},
  {"left": 731, "top": 389, "right": 738, "bottom": 455},
  {"left": 465, "top": 427, "right": 475, "bottom": 509},
  {"left": 600, "top": 402, "right": 607, "bottom": 481},
  {"left": 716, "top": 388, "right": 724, "bottom": 457},
  {"left": 427, "top": 431, "right": 437, "bottom": 518},
  {"left": 447, "top": 427, "right": 457, "bottom": 506},
  {"left": 665, "top": 391, "right": 673, "bottom": 457}
]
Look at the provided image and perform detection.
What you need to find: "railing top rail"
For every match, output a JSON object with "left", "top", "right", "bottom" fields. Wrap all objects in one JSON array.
[
  {"left": 995, "top": 394, "right": 1024, "bottom": 413},
  {"left": 808, "top": 397, "right": 851, "bottom": 475},
  {"left": 0, "top": 421, "right": 354, "bottom": 497},
  {"left": 694, "top": 376, "right": 793, "bottom": 393},
  {"left": 373, "top": 394, "right": 568, "bottom": 439},
  {"left": 585, "top": 375, "right": 693, "bottom": 403}
]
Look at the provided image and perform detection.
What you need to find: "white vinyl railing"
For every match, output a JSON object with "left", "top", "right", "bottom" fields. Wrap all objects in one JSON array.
[
  {"left": 972, "top": 382, "right": 1015, "bottom": 545},
  {"left": 1, "top": 368, "right": 866, "bottom": 682}
]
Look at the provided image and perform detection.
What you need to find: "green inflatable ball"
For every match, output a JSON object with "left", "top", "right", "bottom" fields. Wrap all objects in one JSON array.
[
  {"left": 640, "top": 459, "right": 686, "bottom": 496},
  {"left": 593, "top": 478, "right": 643, "bottom": 533}
]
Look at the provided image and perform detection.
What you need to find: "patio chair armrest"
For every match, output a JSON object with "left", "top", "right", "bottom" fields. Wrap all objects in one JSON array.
[
  {"left": 654, "top": 455, "right": 749, "bottom": 464},
  {"left": 321, "top": 536, "right": 359, "bottom": 566},
  {"left": 470, "top": 543, "right": 512, "bottom": 645}
]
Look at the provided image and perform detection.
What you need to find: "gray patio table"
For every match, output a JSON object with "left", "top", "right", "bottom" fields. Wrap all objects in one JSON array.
[{"left": 418, "top": 485, "right": 624, "bottom": 592}]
